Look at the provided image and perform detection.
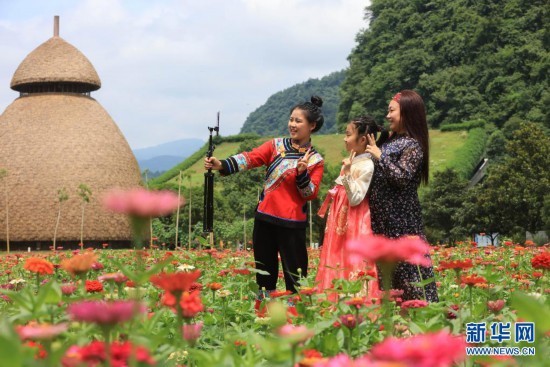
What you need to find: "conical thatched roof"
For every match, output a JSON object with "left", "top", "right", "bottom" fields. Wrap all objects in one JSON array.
[
  {"left": 11, "top": 36, "right": 101, "bottom": 93},
  {"left": 0, "top": 17, "right": 142, "bottom": 247}
]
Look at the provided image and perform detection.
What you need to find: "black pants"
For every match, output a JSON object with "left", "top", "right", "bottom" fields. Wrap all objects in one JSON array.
[{"left": 252, "top": 219, "right": 308, "bottom": 293}]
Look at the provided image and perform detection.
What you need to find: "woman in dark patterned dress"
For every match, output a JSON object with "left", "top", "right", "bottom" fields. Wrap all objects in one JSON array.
[{"left": 365, "top": 90, "right": 438, "bottom": 302}]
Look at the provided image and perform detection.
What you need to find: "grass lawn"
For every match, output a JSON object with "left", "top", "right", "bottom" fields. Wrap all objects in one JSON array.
[{"left": 164, "top": 130, "right": 467, "bottom": 186}]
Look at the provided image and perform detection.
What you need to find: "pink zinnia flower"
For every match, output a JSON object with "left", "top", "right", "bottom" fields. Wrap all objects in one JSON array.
[
  {"left": 98, "top": 272, "right": 128, "bottom": 284},
  {"left": 368, "top": 331, "right": 466, "bottom": 367},
  {"left": 68, "top": 300, "right": 145, "bottom": 325},
  {"left": 61, "top": 283, "right": 77, "bottom": 296},
  {"left": 346, "top": 235, "right": 431, "bottom": 267},
  {"left": 17, "top": 323, "right": 68, "bottom": 340},
  {"left": 400, "top": 299, "right": 429, "bottom": 310},
  {"left": 182, "top": 322, "right": 203, "bottom": 345},
  {"left": 102, "top": 188, "right": 183, "bottom": 217},
  {"left": 277, "top": 324, "right": 314, "bottom": 345},
  {"left": 339, "top": 314, "right": 363, "bottom": 329},
  {"left": 487, "top": 299, "right": 505, "bottom": 313},
  {"left": 63, "top": 340, "right": 155, "bottom": 366}
]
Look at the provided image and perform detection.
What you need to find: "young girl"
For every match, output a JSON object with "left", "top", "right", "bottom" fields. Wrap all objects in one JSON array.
[
  {"left": 366, "top": 90, "right": 438, "bottom": 302},
  {"left": 316, "top": 116, "right": 380, "bottom": 300},
  {"left": 204, "top": 96, "right": 325, "bottom": 300}
]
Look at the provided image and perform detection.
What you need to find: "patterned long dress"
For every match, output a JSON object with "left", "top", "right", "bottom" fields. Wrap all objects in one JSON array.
[
  {"left": 316, "top": 153, "right": 379, "bottom": 301},
  {"left": 369, "top": 134, "right": 439, "bottom": 302}
]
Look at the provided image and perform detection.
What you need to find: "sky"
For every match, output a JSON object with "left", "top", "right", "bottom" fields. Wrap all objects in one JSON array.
[{"left": 0, "top": 0, "right": 368, "bottom": 150}]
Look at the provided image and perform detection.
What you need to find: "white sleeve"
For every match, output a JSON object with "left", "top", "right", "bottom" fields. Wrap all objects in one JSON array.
[{"left": 340, "top": 159, "right": 374, "bottom": 207}]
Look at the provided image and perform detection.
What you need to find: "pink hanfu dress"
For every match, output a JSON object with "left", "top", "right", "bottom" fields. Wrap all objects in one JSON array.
[{"left": 315, "top": 153, "right": 379, "bottom": 301}]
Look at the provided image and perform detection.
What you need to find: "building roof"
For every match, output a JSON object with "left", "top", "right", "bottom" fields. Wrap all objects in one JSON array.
[{"left": 10, "top": 36, "right": 101, "bottom": 93}]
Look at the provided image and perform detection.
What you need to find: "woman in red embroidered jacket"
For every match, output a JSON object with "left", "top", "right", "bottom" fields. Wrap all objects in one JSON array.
[{"left": 204, "top": 96, "right": 325, "bottom": 299}]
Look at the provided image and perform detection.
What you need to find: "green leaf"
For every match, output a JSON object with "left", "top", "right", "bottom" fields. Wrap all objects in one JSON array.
[
  {"left": 510, "top": 292, "right": 550, "bottom": 334},
  {"left": 0, "top": 320, "right": 22, "bottom": 367}
]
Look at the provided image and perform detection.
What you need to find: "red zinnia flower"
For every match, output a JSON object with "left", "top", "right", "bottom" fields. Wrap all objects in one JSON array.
[
  {"left": 66, "top": 340, "right": 155, "bottom": 366},
  {"left": 439, "top": 259, "right": 473, "bottom": 271},
  {"left": 162, "top": 290, "right": 204, "bottom": 319},
  {"left": 25, "top": 341, "right": 47, "bottom": 360},
  {"left": 85, "top": 280, "right": 103, "bottom": 293},
  {"left": 531, "top": 252, "right": 550, "bottom": 270},
  {"left": 447, "top": 304, "right": 460, "bottom": 319},
  {"left": 24, "top": 258, "right": 54, "bottom": 275},
  {"left": 150, "top": 270, "right": 201, "bottom": 295},
  {"left": 269, "top": 290, "right": 292, "bottom": 298},
  {"left": 461, "top": 274, "right": 487, "bottom": 287}
]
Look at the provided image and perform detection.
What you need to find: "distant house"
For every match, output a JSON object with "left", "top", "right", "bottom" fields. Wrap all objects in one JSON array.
[
  {"left": 468, "top": 158, "right": 489, "bottom": 188},
  {"left": 474, "top": 233, "right": 499, "bottom": 247}
]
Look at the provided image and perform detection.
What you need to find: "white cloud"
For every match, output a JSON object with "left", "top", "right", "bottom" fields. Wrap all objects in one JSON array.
[{"left": 0, "top": 0, "right": 368, "bottom": 149}]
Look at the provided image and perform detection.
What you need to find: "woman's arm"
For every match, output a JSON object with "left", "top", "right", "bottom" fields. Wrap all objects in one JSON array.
[
  {"left": 377, "top": 141, "right": 423, "bottom": 187},
  {"left": 341, "top": 159, "right": 374, "bottom": 206},
  {"left": 218, "top": 139, "right": 274, "bottom": 175},
  {"left": 296, "top": 159, "right": 324, "bottom": 200}
]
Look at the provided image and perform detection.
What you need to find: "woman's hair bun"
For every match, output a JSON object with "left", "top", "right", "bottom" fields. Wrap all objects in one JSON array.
[{"left": 310, "top": 95, "right": 323, "bottom": 108}]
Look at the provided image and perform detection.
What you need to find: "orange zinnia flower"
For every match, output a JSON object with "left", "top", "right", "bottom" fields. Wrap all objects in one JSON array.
[
  {"left": 206, "top": 282, "right": 223, "bottom": 291},
  {"left": 61, "top": 253, "right": 97, "bottom": 277},
  {"left": 461, "top": 274, "right": 487, "bottom": 287},
  {"left": 24, "top": 258, "right": 54, "bottom": 275},
  {"left": 150, "top": 270, "right": 201, "bottom": 295}
]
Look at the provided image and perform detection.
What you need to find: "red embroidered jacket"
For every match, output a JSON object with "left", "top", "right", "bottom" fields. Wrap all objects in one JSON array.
[{"left": 220, "top": 138, "right": 324, "bottom": 228}]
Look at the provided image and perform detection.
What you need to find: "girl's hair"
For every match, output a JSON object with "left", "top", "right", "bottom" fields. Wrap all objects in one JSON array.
[
  {"left": 350, "top": 115, "right": 389, "bottom": 147},
  {"left": 395, "top": 90, "right": 430, "bottom": 184},
  {"left": 291, "top": 96, "right": 324, "bottom": 133}
]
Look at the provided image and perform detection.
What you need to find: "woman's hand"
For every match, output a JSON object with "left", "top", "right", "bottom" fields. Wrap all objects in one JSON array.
[
  {"left": 365, "top": 134, "right": 382, "bottom": 160},
  {"left": 342, "top": 150, "right": 356, "bottom": 175},
  {"left": 297, "top": 148, "right": 312, "bottom": 174},
  {"left": 204, "top": 156, "right": 222, "bottom": 171}
]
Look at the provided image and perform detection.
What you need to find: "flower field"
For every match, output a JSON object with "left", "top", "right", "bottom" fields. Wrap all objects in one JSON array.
[
  {"left": 0, "top": 242, "right": 549, "bottom": 367},
  {"left": 0, "top": 189, "right": 549, "bottom": 366}
]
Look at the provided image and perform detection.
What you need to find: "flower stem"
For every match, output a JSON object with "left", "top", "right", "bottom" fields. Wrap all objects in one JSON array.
[
  {"left": 416, "top": 265, "right": 427, "bottom": 301},
  {"left": 103, "top": 327, "right": 113, "bottom": 367}
]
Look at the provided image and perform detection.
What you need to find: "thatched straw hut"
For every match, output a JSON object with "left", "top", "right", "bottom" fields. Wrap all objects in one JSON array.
[{"left": 0, "top": 17, "right": 142, "bottom": 250}]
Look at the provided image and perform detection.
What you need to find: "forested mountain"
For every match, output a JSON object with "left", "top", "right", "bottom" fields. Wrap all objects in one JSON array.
[
  {"left": 338, "top": 0, "right": 549, "bottom": 130},
  {"left": 240, "top": 70, "right": 345, "bottom": 136}
]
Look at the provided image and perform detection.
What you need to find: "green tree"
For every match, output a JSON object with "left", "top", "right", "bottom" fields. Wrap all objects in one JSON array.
[
  {"left": 77, "top": 184, "right": 92, "bottom": 250},
  {"left": 458, "top": 122, "right": 550, "bottom": 240},
  {"left": 53, "top": 188, "right": 69, "bottom": 249},
  {"left": 422, "top": 168, "right": 468, "bottom": 245},
  {"left": 338, "top": 0, "right": 548, "bottom": 130}
]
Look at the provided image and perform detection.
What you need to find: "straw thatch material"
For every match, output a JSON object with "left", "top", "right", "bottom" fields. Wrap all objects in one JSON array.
[
  {"left": 0, "top": 94, "right": 141, "bottom": 242},
  {"left": 0, "top": 29, "right": 142, "bottom": 246},
  {"left": 11, "top": 36, "right": 101, "bottom": 92}
]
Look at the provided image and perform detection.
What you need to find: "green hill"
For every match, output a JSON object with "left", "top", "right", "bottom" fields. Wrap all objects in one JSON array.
[
  {"left": 152, "top": 130, "right": 469, "bottom": 188},
  {"left": 338, "top": 0, "right": 548, "bottom": 130},
  {"left": 240, "top": 70, "right": 345, "bottom": 136}
]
